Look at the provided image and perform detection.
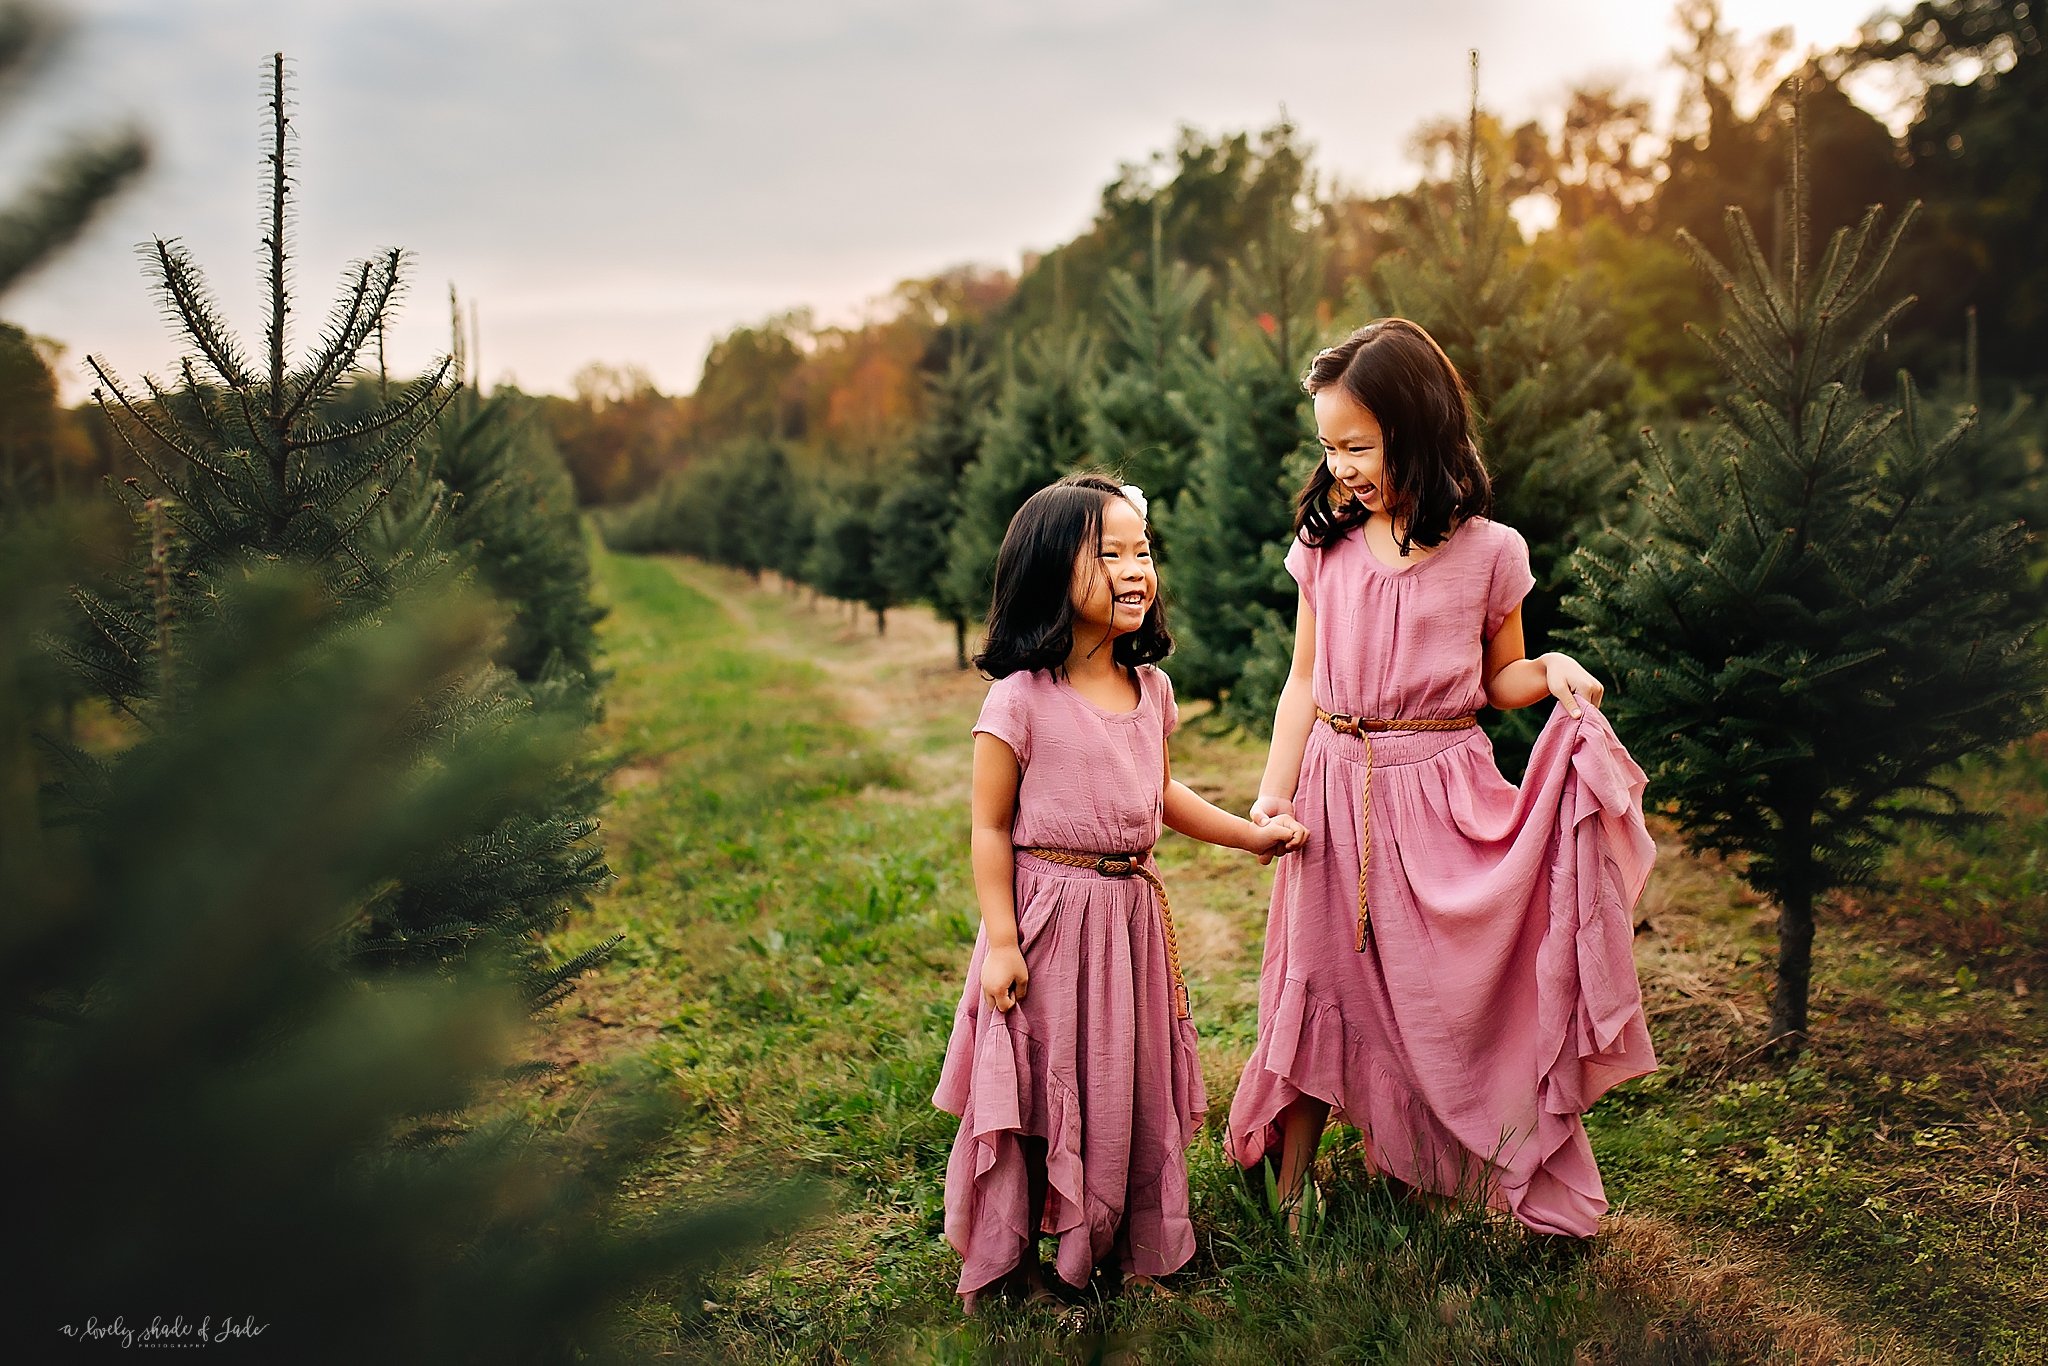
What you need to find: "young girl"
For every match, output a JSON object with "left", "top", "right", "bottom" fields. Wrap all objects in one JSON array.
[
  {"left": 934, "top": 473, "right": 1307, "bottom": 1307},
  {"left": 1225, "top": 318, "right": 1658, "bottom": 1239}
]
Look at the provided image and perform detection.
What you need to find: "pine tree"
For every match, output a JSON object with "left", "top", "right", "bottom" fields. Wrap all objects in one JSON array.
[
  {"left": 419, "top": 289, "right": 604, "bottom": 690},
  {"left": 1085, "top": 207, "right": 1210, "bottom": 515},
  {"left": 808, "top": 476, "right": 893, "bottom": 633},
  {"left": 941, "top": 329, "right": 1097, "bottom": 631},
  {"left": 0, "top": 51, "right": 786, "bottom": 1339},
  {"left": 70, "top": 55, "right": 610, "bottom": 1008},
  {"left": 0, "top": 2, "right": 145, "bottom": 514},
  {"left": 422, "top": 383, "right": 606, "bottom": 691},
  {"left": 771, "top": 476, "right": 819, "bottom": 591},
  {"left": 85, "top": 57, "right": 457, "bottom": 648},
  {"left": 0, "top": 3, "right": 147, "bottom": 299},
  {"left": 1163, "top": 208, "right": 1324, "bottom": 716},
  {"left": 1564, "top": 109, "right": 2047, "bottom": 1050},
  {"left": 1368, "top": 55, "right": 1632, "bottom": 771},
  {"left": 728, "top": 437, "right": 800, "bottom": 581},
  {"left": 874, "top": 348, "right": 993, "bottom": 667},
  {"left": 4, "top": 532, "right": 794, "bottom": 1363}
]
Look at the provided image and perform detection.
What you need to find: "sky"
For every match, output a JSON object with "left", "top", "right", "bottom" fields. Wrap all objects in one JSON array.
[{"left": 0, "top": 0, "right": 1892, "bottom": 402}]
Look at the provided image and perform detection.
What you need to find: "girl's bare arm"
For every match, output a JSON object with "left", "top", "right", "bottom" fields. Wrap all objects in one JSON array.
[
  {"left": 1256, "top": 591, "right": 1319, "bottom": 816},
  {"left": 971, "top": 732, "right": 1029, "bottom": 1009},
  {"left": 1482, "top": 606, "right": 1605, "bottom": 714},
  {"left": 1164, "top": 755, "right": 1307, "bottom": 857}
]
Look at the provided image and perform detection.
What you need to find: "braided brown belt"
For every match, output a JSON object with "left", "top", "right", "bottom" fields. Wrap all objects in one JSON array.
[
  {"left": 1014, "top": 847, "right": 1189, "bottom": 1019},
  {"left": 1315, "top": 707, "right": 1479, "bottom": 951}
]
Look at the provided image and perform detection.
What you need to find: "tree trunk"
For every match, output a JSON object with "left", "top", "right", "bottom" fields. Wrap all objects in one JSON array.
[
  {"left": 1769, "top": 856, "right": 1817, "bottom": 1054},
  {"left": 873, "top": 607, "right": 886, "bottom": 636},
  {"left": 953, "top": 616, "right": 969, "bottom": 670}
]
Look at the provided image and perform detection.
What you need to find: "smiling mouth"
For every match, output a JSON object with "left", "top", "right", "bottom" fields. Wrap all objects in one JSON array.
[{"left": 1114, "top": 592, "right": 1149, "bottom": 609}]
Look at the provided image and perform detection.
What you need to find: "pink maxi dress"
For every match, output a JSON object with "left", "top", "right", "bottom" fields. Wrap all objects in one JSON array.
[
  {"left": 934, "top": 664, "right": 1206, "bottom": 1296},
  {"left": 1224, "top": 517, "right": 1657, "bottom": 1237}
]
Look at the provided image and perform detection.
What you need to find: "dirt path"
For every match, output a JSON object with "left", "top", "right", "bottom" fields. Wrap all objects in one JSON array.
[{"left": 666, "top": 564, "right": 984, "bottom": 804}]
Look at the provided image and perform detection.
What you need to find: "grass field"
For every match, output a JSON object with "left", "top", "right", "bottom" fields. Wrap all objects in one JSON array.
[{"left": 532, "top": 545, "right": 2047, "bottom": 1363}]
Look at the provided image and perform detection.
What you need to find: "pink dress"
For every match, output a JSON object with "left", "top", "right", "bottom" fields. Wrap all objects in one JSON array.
[
  {"left": 1224, "top": 518, "right": 1657, "bottom": 1237},
  {"left": 933, "top": 664, "right": 1206, "bottom": 1296}
]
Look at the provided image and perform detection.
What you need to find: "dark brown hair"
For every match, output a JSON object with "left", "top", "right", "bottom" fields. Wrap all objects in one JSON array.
[
  {"left": 1293, "top": 317, "right": 1491, "bottom": 553},
  {"left": 974, "top": 473, "right": 1173, "bottom": 679}
]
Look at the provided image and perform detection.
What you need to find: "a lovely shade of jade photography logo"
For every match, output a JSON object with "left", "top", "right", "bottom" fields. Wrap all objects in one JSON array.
[{"left": 57, "top": 1316, "right": 268, "bottom": 1349}]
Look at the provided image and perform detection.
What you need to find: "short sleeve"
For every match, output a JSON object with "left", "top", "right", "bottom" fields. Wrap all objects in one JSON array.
[
  {"left": 1283, "top": 534, "right": 1318, "bottom": 608},
  {"left": 971, "top": 674, "right": 1031, "bottom": 766},
  {"left": 1150, "top": 666, "right": 1180, "bottom": 739},
  {"left": 1485, "top": 524, "right": 1536, "bottom": 641}
]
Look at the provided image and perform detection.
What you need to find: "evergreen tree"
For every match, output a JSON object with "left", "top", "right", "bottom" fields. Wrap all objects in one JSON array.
[
  {"left": 1564, "top": 133, "right": 2047, "bottom": 1049},
  {"left": 1002, "top": 119, "right": 1311, "bottom": 342},
  {"left": 0, "top": 3, "right": 147, "bottom": 298},
  {"left": 807, "top": 476, "right": 893, "bottom": 633},
  {"left": 83, "top": 58, "right": 457, "bottom": 683},
  {"left": 415, "top": 290, "right": 605, "bottom": 690},
  {"left": 874, "top": 348, "right": 992, "bottom": 667},
  {"left": 941, "top": 329, "right": 1097, "bottom": 632},
  {"left": 1361, "top": 58, "right": 1632, "bottom": 772},
  {"left": 0, "top": 2, "right": 145, "bottom": 514},
  {"left": 1085, "top": 208, "right": 1211, "bottom": 515},
  {"left": 426, "top": 386, "right": 606, "bottom": 690},
  {"left": 0, "top": 320, "right": 90, "bottom": 503},
  {"left": 71, "top": 55, "right": 609, "bottom": 1007},
  {"left": 589, "top": 472, "right": 681, "bottom": 556},
  {"left": 0, "top": 43, "right": 790, "bottom": 1351},
  {"left": 1369, "top": 59, "right": 1631, "bottom": 654},
  {"left": 771, "top": 477, "right": 819, "bottom": 591},
  {"left": 727, "top": 437, "right": 799, "bottom": 580},
  {"left": 3, "top": 530, "right": 793, "bottom": 1364},
  {"left": 1163, "top": 209, "right": 1324, "bottom": 718}
]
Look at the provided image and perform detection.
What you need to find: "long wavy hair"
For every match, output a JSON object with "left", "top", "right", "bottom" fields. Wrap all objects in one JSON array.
[
  {"left": 973, "top": 473, "right": 1172, "bottom": 679},
  {"left": 1293, "top": 317, "right": 1491, "bottom": 554}
]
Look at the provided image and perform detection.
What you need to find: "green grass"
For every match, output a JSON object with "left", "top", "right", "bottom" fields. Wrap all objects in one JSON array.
[{"left": 542, "top": 548, "right": 2047, "bottom": 1363}]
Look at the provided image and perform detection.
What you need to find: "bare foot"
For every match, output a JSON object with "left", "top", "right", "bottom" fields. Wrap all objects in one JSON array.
[
  {"left": 1280, "top": 1176, "right": 1319, "bottom": 1238},
  {"left": 1403, "top": 1186, "right": 1453, "bottom": 1216},
  {"left": 1122, "top": 1273, "right": 1172, "bottom": 1300},
  {"left": 1015, "top": 1258, "right": 1062, "bottom": 1308},
  {"left": 960, "top": 1257, "right": 1060, "bottom": 1316}
]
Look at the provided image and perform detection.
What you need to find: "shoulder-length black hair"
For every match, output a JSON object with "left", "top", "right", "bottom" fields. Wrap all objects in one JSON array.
[
  {"left": 1293, "top": 317, "right": 1491, "bottom": 553},
  {"left": 973, "top": 472, "right": 1173, "bottom": 679}
]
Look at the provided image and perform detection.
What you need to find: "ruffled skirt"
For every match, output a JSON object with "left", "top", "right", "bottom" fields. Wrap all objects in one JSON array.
[
  {"left": 933, "top": 851, "right": 1206, "bottom": 1295},
  {"left": 1224, "top": 703, "right": 1657, "bottom": 1237}
]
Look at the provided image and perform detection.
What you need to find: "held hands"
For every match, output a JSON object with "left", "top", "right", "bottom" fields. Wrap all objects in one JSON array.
[
  {"left": 981, "top": 942, "right": 1029, "bottom": 1013},
  {"left": 1540, "top": 652, "right": 1604, "bottom": 718},
  {"left": 1247, "top": 794, "right": 1309, "bottom": 866},
  {"left": 1250, "top": 793, "right": 1295, "bottom": 826}
]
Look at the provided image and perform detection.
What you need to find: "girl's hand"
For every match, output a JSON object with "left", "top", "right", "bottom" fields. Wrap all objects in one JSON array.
[
  {"left": 1541, "top": 652, "right": 1604, "bottom": 718},
  {"left": 1250, "top": 793, "right": 1296, "bottom": 827},
  {"left": 981, "top": 944, "right": 1029, "bottom": 1013},
  {"left": 1248, "top": 813, "right": 1309, "bottom": 864}
]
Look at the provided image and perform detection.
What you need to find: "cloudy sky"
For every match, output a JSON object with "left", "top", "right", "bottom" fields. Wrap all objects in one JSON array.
[{"left": 0, "top": 0, "right": 1887, "bottom": 400}]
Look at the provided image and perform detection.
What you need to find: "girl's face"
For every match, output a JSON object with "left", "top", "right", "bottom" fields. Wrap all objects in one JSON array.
[
  {"left": 1314, "top": 385, "right": 1387, "bottom": 515},
  {"left": 1070, "top": 494, "right": 1155, "bottom": 642}
]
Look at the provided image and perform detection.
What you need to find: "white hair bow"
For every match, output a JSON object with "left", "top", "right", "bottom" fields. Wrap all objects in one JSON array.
[{"left": 1120, "top": 483, "right": 1148, "bottom": 520}]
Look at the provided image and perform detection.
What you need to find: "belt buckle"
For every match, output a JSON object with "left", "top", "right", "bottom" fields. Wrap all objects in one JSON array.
[
  {"left": 1095, "top": 854, "right": 1138, "bottom": 876},
  {"left": 1326, "top": 711, "right": 1361, "bottom": 737}
]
